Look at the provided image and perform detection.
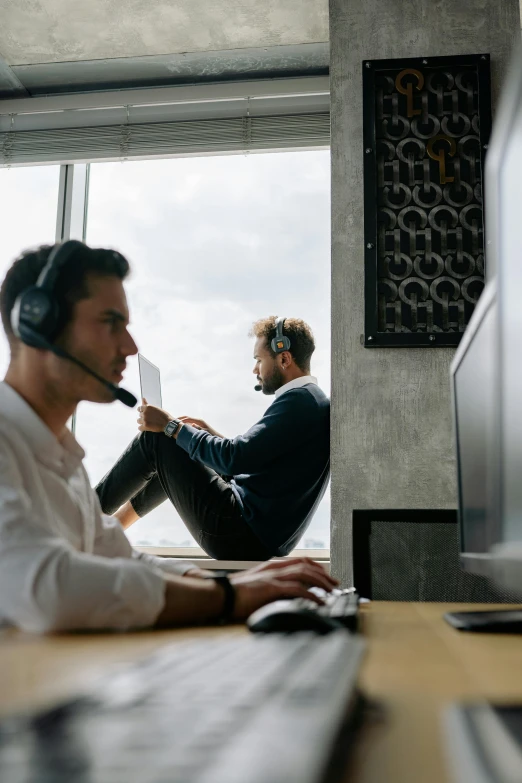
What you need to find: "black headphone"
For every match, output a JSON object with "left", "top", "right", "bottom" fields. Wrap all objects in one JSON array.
[
  {"left": 11, "top": 240, "right": 87, "bottom": 349},
  {"left": 270, "top": 316, "right": 291, "bottom": 354},
  {"left": 10, "top": 240, "right": 137, "bottom": 408}
]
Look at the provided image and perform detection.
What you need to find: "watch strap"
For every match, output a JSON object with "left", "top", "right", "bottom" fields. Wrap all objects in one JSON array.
[{"left": 203, "top": 572, "right": 236, "bottom": 624}]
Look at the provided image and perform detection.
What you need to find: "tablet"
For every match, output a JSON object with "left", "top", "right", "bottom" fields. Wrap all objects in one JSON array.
[{"left": 138, "top": 354, "right": 162, "bottom": 408}]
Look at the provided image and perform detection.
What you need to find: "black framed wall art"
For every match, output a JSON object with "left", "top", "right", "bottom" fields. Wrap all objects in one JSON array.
[{"left": 363, "top": 54, "right": 491, "bottom": 347}]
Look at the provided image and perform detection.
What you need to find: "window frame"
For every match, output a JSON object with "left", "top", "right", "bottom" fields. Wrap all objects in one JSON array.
[
  {"left": 2, "top": 77, "right": 332, "bottom": 558},
  {"left": 135, "top": 546, "right": 330, "bottom": 561}
]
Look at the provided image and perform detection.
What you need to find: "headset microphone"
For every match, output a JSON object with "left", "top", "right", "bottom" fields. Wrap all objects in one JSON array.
[
  {"left": 20, "top": 328, "right": 137, "bottom": 408},
  {"left": 112, "top": 385, "right": 137, "bottom": 408},
  {"left": 254, "top": 384, "right": 262, "bottom": 391},
  {"left": 47, "top": 341, "right": 137, "bottom": 407}
]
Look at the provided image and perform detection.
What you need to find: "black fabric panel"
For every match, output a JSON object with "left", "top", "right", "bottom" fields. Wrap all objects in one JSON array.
[{"left": 353, "top": 511, "right": 520, "bottom": 602}]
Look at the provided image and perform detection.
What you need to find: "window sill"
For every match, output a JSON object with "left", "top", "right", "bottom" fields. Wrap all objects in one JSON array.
[{"left": 134, "top": 546, "right": 330, "bottom": 572}]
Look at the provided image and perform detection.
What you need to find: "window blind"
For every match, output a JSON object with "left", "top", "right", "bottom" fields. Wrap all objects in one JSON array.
[{"left": 0, "top": 112, "right": 330, "bottom": 166}]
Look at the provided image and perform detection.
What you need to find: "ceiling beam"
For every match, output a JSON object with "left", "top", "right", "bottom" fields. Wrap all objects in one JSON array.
[
  {"left": 11, "top": 43, "right": 329, "bottom": 96},
  {"left": 0, "top": 52, "right": 29, "bottom": 98},
  {"left": 0, "top": 75, "right": 329, "bottom": 116}
]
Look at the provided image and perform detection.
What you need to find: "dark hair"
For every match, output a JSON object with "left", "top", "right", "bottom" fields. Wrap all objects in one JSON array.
[
  {"left": 249, "top": 316, "right": 315, "bottom": 371},
  {"left": 0, "top": 242, "right": 130, "bottom": 356}
]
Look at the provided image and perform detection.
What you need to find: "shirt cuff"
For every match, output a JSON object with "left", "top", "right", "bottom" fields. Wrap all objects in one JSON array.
[
  {"left": 109, "top": 558, "right": 167, "bottom": 629},
  {"left": 175, "top": 423, "right": 199, "bottom": 453},
  {"left": 135, "top": 551, "right": 196, "bottom": 576}
]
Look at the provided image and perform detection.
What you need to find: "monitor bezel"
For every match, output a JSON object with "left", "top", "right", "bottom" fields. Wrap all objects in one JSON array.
[
  {"left": 451, "top": 42, "right": 522, "bottom": 586},
  {"left": 450, "top": 279, "right": 497, "bottom": 571},
  {"left": 494, "top": 43, "right": 522, "bottom": 559}
]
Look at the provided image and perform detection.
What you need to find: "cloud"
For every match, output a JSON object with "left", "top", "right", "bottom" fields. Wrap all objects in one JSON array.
[{"left": 88, "top": 151, "right": 331, "bottom": 308}]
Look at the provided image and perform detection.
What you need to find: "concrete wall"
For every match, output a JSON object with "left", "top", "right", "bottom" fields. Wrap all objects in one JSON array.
[{"left": 329, "top": 0, "right": 521, "bottom": 584}]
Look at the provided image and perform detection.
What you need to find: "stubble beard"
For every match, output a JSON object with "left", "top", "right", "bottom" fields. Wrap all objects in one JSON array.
[{"left": 261, "top": 365, "right": 284, "bottom": 395}]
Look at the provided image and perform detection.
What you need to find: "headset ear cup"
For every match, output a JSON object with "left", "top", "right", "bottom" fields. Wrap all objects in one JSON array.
[
  {"left": 16, "top": 322, "right": 55, "bottom": 350},
  {"left": 270, "top": 317, "right": 291, "bottom": 354},
  {"left": 10, "top": 240, "right": 82, "bottom": 351},
  {"left": 271, "top": 335, "right": 291, "bottom": 353},
  {"left": 270, "top": 336, "right": 291, "bottom": 353},
  {"left": 12, "top": 287, "right": 59, "bottom": 346}
]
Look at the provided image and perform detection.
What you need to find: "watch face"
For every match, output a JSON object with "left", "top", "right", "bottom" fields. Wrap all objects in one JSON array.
[{"left": 165, "top": 419, "right": 179, "bottom": 437}]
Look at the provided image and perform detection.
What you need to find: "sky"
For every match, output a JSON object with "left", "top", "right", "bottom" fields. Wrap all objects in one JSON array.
[{"left": 0, "top": 150, "right": 331, "bottom": 549}]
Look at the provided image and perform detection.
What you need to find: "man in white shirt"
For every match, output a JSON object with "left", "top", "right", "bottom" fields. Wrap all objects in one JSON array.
[{"left": 0, "top": 242, "right": 335, "bottom": 633}]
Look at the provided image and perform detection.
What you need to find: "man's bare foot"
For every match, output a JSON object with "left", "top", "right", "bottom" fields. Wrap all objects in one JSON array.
[{"left": 113, "top": 500, "right": 139, "bottom": 529}]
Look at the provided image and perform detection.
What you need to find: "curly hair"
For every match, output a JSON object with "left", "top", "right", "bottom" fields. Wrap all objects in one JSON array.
[{"left": 249, "top": 316, "right": 315, "bottom": 371}]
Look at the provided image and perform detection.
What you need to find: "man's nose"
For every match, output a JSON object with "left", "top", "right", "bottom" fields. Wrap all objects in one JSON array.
[{"left": 124, "top": 331, "right": 139, "bottom": 358}]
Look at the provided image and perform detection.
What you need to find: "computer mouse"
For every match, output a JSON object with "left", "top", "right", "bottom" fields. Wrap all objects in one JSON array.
[{"left": 247, "top": 600, "right": 344, "bottom": 635}]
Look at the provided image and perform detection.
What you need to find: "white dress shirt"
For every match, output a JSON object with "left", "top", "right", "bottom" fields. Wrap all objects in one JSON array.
[
  {"left": 0, "top": 382, "right": 194, "bottom": 633},
  {"left": 274, "top": 375, "right": 319, "bottom": 398}
]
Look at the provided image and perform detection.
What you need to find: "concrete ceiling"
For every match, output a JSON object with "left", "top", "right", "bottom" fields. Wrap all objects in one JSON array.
[
  {"left": 0, "top": 0, "right": 328, "bottom": 97},
  {"left": 0, "top": 0, "right": 328, "bottom": 63}
]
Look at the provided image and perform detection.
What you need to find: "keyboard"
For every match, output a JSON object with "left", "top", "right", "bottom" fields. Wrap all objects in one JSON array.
[
  {"left": 0, "top": 631, "right": 365, "bottom": 783},
  {"left": 297, "top": 588, "right": 359, "bottom": 629},
  {"left": 445, "top": 702, "right": 522, "bottom": 782}
]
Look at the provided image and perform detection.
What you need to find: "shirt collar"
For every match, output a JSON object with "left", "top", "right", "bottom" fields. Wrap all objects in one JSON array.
[
  {"left": 0, "top": 381, "right": 85, "bottom": 476},
  {"left": 274, "top": 375, "right": 318, "bottom": 399}
]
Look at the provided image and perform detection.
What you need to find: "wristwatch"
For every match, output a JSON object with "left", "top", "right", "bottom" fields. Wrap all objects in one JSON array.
[
  {"left": 164, "top": 418, "right": 182, "bottom": 438},
  {"left": 202, "top": 571, "right": 236, "bottom": 624}
]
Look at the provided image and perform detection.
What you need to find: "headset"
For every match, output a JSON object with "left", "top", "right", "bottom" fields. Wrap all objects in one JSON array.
[
  {"left": 270, "top": 316, "right": 291, "bottom": 354},
  {"left": 254, "top": 316, "right": 292, "bottom": 391},
  {"left": 12, "top": 240, "right": 86, "bottom": 348},
  {"left": 10, "top": 240, "right": 137, "bottom": 408}
]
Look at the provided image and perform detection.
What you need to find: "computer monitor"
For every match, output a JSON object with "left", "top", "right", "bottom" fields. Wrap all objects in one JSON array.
[
  {"left": 451, "top": 42, "right": 522, "bottom": 597},
  {"left": 487, "top": 40, "right": 522, "bottom": 595},
  {"left": 451, "top": 279, "right": 498, "bottom": 576}
]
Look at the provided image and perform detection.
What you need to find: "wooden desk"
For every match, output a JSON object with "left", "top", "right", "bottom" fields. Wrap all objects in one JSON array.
[
  {"left": 348, "top": 602, "right": 522, "bottom": 783},
  {"left": 2, "top": 602, "right": 522, "bottom": 783}
]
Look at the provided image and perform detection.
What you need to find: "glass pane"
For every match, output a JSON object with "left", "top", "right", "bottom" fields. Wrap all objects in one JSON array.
[
  {"left": 69, "top": 164, "right": 88, "bottom": 241},
  {"left": 77, "top": 152, "right": 331, "bottom": 550},
  {"left": 0, "top": 166, "right": 60, "bottom": 377}
]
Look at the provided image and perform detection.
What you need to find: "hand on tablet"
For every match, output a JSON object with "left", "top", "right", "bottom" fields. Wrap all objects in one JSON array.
[{"left": 137, "top": 397, "right": 172, "bottom": 433}]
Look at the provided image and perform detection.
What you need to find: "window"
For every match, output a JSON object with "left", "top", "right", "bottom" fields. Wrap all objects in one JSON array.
[
  {"left": 0, "top": 166, "right": 60, "bottom": 376},
  {"left": 73, "top": 151, "right": 332, "bottom": 551}
]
